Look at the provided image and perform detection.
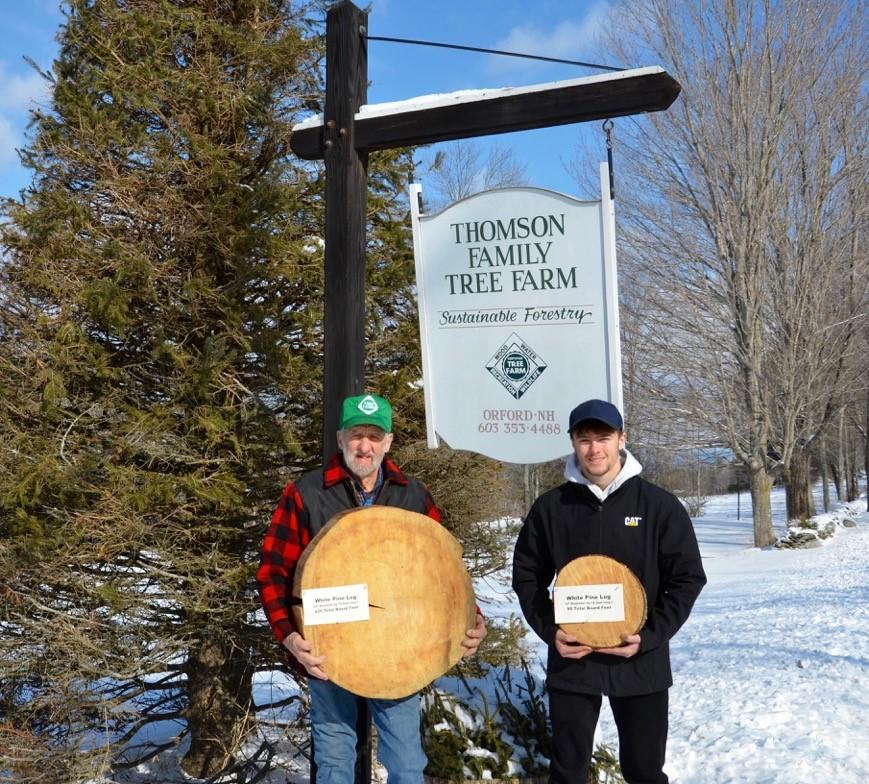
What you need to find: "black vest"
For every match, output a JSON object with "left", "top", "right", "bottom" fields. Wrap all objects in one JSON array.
[{"left": 294, "top": 466, "right": 433, "bottom": 538}]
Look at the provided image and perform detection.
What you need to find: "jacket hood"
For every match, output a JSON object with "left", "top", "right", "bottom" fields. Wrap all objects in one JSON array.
[{"left": 563, "top": 448, "right": 643, "bottom": 500}]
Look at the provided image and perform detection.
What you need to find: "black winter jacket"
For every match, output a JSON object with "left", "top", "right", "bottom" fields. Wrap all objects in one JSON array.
[{"left": 512, "top": 474, "right": 706, "bottom": 696}]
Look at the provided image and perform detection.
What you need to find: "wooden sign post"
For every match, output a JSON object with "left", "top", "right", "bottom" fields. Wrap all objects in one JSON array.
[
  {"left": 320, "top": 0, "right": 368, "bottom": 457},
  {"left": 298, "top": 2, "right": 682, "bottom": 780}
]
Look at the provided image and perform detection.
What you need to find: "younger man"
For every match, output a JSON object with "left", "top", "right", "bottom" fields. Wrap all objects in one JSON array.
[{"left": 512, "top": 399, "right": 706, "bottom": 784}]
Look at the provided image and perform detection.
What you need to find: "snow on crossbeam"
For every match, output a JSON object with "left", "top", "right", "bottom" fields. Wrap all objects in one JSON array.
[{"left": 290, "top": 66, "right": 680, "bottom": 160}]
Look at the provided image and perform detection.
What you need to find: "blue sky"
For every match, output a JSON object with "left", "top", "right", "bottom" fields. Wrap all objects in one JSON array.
[{"left": 0, "top": 0, "right": 620, "bottom": 201}]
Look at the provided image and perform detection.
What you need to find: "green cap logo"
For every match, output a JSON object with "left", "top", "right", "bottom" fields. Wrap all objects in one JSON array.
[{"left": 339, "top": 394, "right": 393, "bottom": 432}]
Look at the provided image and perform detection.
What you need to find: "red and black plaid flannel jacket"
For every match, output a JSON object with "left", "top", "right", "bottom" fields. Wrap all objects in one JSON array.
[{"left": 256, "top": 453, "right": 442, "bottom": 646}]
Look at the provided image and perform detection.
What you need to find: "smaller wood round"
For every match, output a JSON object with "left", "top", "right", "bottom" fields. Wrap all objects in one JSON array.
[{"left": 554, "top": 555, "right": 647, "bottom": 648}]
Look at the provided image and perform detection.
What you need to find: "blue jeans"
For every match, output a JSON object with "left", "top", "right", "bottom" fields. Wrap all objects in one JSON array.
[{"left": 308, "top": 678, "right": 427, "bottom": 784}]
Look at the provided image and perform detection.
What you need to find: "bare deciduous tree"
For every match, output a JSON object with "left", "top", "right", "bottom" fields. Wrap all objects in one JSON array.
[
  {"left": 422, "top": 139, "right": 528, "bottom": 210},
  {"left": 571, "top": 0, "right": 868, "bottom": 544}
]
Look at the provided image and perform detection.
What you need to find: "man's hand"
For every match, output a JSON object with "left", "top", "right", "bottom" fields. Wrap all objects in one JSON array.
[
  {"left": 283, "top": 632, "right": 328, "bottom": 680},
  {"left": 595, "top": 633, "right": 641, "bottom": 658},
  {"left": 554, "top": 628, "right": 594, "bottom": 659},
  {"left": 461, "top": 612, "right": 487, "bottom": 658}
]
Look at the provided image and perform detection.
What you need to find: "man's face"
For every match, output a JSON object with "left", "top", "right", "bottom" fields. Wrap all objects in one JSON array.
[
  {"left": 337, "top": 425, "right": 393, "bottom": 480},
  {"left": 570, "top": 422, "right": 626, "bottom": 488}
]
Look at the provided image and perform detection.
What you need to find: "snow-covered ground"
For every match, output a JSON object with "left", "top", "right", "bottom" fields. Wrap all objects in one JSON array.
[
  {"left": 667, "top": 510, "right": 867, "bottom": 783},
  {"left": 474, "top": 483, "right": 869, "bottom": 784},
  {"left": 105, "top": 482, "right": 868, "bottom": 784}
]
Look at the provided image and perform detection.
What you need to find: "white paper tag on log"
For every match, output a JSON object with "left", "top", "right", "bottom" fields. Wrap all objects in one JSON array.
[
  {"left": 302, "top": 584, "right": 370, "bottom": 626},
  {"left": 553, "top": 584, "right": 625, "bottom": 623}
]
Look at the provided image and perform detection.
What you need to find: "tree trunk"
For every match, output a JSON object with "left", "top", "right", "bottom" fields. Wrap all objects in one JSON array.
[
  {"left": 749, "top": 459, "right": 775, "bottom": 547},
  {"left": 181, "top": 626, "right": 253, "bottom": 779},
  {"left": 837, "top": 409, "right": 847, "bottom": 500},
  {"left": 844, "top": 428, "right": 857, "bottom": 502},
  {"left": 865, "top": 391, "right": 869, "bottom": 512},
  {"left": 784, "top": 449, "right": 812, "bottom": 523},
  {"left": 782, "top": 464, "right": 794, "bottom": 522},
  {"left": 846, "top": 439, "right": 858, "bottom": 502},
  {"left": 830, "top": 461, "right": 843, "bottom": 501},
  {"left": 820, "top": 437, "right": 831, "bottom": 513},
  {"left": 523, "top": 464, "right": 541, "bottom": 512}
]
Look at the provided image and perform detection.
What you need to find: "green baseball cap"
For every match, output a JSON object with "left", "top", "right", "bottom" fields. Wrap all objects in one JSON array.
[{"left": 339, "top": 394, "right": 393, "bottom": 432}]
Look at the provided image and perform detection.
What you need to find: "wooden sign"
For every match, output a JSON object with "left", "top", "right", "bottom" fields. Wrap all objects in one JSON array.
[
  {"left": 291, "top": 506, "right": 476, "bottom": 698},
  {"left": 554, "top": 554, "right": 646, "bottom": 648},
  {"left": 410, "top": 181, "right": 622, "bottom": 463}
]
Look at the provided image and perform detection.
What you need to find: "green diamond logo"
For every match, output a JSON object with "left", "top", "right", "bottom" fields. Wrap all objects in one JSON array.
[{"left": 486, "top": 333, "right": 547, "bottom": 400}]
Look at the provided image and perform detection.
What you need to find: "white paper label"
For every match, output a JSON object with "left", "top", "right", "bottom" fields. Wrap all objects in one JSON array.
[
  {"left": 302, "top": 584, "right": 370, "bottom": 626},
  {"left": 553, "top": 583, "right": 625, "bottom": 623}
]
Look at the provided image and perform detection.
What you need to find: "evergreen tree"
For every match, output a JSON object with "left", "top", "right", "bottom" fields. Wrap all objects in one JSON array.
[
  {"left": 0, "top": 0, "right": 328, "bottom": 778},
  {"left": 0, "top": 2, "right": 514, "bottom": 780}
]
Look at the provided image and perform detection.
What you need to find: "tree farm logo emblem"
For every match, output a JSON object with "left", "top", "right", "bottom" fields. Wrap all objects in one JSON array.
[
  {"left": 485, "top": 333, "right": 547, "bottom": 400},
  {"left": 357, "top": 395, "right": 379, "bottom": 415}
]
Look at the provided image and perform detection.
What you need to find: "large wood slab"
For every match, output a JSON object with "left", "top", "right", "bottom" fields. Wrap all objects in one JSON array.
[
  {"left": 554, "top": 554, "right": 647, "bottom": 648},
  {"left": 291, "top": 506, "right": 476, "bottom": 698}
]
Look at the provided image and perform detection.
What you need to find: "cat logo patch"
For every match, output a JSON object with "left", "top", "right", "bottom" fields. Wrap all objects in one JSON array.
[{"left": 624, "top": 516, "right": 642, "bottom": 527}]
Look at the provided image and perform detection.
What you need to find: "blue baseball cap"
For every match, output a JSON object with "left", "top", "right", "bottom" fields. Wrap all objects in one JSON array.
[{"left": 568, "top": 399, "right": 624, "bottom": 433}]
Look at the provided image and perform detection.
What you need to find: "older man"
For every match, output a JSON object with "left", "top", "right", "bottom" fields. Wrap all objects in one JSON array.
[
  {"left": 512, "top": 399, "right": 706, "bottom": 784},
  {"left": 257, "top": 393, "right": 486, "bottom": 784}
]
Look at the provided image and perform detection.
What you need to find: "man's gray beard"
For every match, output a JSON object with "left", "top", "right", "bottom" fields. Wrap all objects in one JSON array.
[{"left": 343, "top": 450, "right": 382, "bottom": 480}]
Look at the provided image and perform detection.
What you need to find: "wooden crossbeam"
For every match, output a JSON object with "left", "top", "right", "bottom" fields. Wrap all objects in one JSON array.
[{"left": 291, "top": 67, "right": 680, "bottom": 160}]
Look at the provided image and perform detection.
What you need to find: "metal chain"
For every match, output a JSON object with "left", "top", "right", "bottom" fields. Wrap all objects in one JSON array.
[{"left": 602, "top": 119, "right": 615, "bottom": 200}]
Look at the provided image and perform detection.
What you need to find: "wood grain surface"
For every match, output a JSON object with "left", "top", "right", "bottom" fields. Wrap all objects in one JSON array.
[
  {"left": 291, "top": 506, "right": 476, "bottom": 698},
  {"left": 554, "top": 554, "right": 647, "bottom": 648}
]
